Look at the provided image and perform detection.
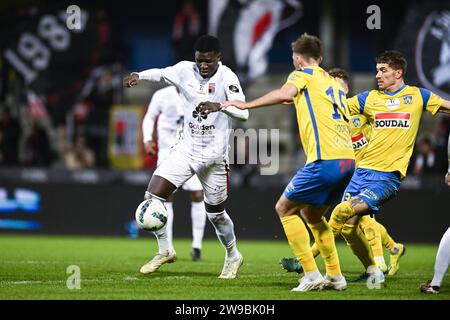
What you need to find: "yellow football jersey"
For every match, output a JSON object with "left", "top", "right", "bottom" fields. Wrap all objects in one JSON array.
[
  {"left": 347, "top": 85, "right": 443, "bottom": 179},
  {"left": 286, "top": 66, "right": 354, "bottom": 164},
  {"left": 348, "top": 113, "right": 371, "bottom": 164}
]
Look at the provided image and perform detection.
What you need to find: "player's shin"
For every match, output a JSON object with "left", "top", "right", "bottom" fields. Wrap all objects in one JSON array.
[
  {"left": 379, "top": 221, "right": 397, "bottom": 251},
  {"left": 280, "top": 215, "right": 318, "bottom": 275},
  {"left": 144, "top": 193, "right": 174, "bottom": 255},
  {"left": 360, "top": 217, "right": 386, "bottom": 269},
  {"left": 341, "top": 223, "right": 375, "bottom": 269},
  {"left": 191, "top": 201, "right": 206, "bottom": 249},
  {"left": 206, "top": 210, "right": 239, "bottom": 259},
  {"left": 308, "top": 217, "right": 342, "bottom": 277},
  {"left": 153, "top": 226, "right": 173, "bottom": 255},
  {"left": 165, "top": 202, "right": 174, "bottom": 244}
]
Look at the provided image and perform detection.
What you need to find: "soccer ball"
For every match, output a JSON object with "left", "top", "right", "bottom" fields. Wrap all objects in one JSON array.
[{"left": 135, "top": 198, "right": 168, "bottom": 231}]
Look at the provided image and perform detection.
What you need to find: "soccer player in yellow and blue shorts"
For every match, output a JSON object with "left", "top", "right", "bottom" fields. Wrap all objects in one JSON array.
[
  {"left": 281, "top": 68, "right": 405, "bottom": 278},
  {"left": 222, "top": 33, "right": 354, "bottom": 292},
  {"left": 325, "top": 51, "right": 450, "bottom": 283}
]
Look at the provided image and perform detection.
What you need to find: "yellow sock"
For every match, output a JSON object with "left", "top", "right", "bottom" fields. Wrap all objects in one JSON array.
[
  {"left": 280, "top": 215, "right": 317, "bottom": 273},
  {"left": 360, "top": 216, "right": 383, "bottom": 257},
  {"left": 328, "top": 201, "right": 356, "bottom": 236},
  {"left": 308, "top": 217, "right": 341, "bottom": 276},
  {"left": 378, "top": 221, "right": 396, "bottom": 251},
  {"left": 310, "top": 242, "right": 320, "bottom": 258},
  {"left": 341, "top": 223, "right": 375, "bottom": 269}
]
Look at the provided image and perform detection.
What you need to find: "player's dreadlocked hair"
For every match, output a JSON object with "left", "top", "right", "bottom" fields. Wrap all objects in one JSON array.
[
  {"left": 328, "top": 68, "right": 350, "bottom": 85},
  {"left": 376, "top": 50, "right": 407, "bottom": 77},
  {"left": 291, "top": 33, "right": 322, "bottom": 61},
  {"left": 194, "top": 35, "right": 221, "bottom": 53}
]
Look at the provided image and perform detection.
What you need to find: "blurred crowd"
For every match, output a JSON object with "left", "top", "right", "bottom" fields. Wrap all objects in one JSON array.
[{"left": 0, "top": 0, "right": 449, "bottom": 178}]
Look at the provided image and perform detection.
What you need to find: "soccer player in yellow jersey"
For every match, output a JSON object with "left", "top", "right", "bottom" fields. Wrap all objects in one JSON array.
[
  {"left": 325, "top": 51, "right": 450, "bottom": 282},
  {"left": 222, "top": 33, "right": 355, "bottom": 292},
  {"left": 281, "top": 68, "right": 404, "bottom": 278}
]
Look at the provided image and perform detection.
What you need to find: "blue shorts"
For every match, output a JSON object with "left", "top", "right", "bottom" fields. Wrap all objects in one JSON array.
[
  {"left": 342, "top": 168, "right": 401, "bottom": 212},
  {"left": 284, "top": 159, "right": 355, "bottom": 208}
]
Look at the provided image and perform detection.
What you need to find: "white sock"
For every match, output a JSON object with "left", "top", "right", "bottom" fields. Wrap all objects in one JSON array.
[
  {"left": 375, "top": 256, "right": 386, "bottom": 265},
  {"left": 153, "top": 225, "right": 174, "bottom": 255},
  {"left": 431, "top": 227, "right": 450, "bottom": 287},
  {"left": 165, "top": 202, "right": 174, "bottom": 245},
  {"left": 150, "top": 198, "right": 174, "bottom": 255},
  {"left": 327, "top": 273, "right": 344, "bottom": 281},
  {"left": 206, "top": 210, "right": 239, "bottom": 260},
  {"left": 305, "top": 270, "right": 322, "bottom": 281},
  {"left": 366, "top": 265, "right": 380, "bottom": 275},
  {"left": 191, "top": 201, "right": 206, "bottom": 249}
]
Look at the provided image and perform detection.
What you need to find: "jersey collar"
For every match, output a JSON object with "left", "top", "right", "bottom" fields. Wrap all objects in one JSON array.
[{"left": 384, "top": 84, "right": 407, "bottom": 96}]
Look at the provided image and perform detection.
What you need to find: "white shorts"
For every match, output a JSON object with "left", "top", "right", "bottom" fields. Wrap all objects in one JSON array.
[
  {"left": 158, "top": 149, "right": 203, "bottom": 191},
  {"left": 153, "top": 148, "right": 229, "bottom": 205}
]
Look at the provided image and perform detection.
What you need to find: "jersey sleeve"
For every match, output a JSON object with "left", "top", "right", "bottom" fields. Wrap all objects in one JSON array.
[
  {"left": 142, "top": 91, "right": 163, "bottom": 143},
  {"left": 419, "top": 87, "right": 444, "bottom": 115},
  {"left": 160, "top": 61, "right": 189, "bottom": 86},
  {"left": 224, "top": 70, "right": 245, "bottom": 102},
  {"left": 347, "top": 91, "right": 370, "bottom": 116},
  {"left": 285, "top": 70, "right": 308, "bottom": 93}
]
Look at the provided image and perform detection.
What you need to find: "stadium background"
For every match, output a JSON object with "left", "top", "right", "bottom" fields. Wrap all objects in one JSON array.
[{"left": 0, "top": 0, "right": 449, "bottom": 245}]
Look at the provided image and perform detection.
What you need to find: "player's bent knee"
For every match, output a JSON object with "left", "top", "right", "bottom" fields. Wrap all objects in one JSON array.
[
  {"left": 190, "top": 191, "right": 203, "bottom": 202},
  {"left": 275, "top": 200, "right": 287, "bottom": 217},
  {"left": 205, "top": 201, "right": 225, "bottom": 214},
  {"left": 341, "top": 223, "right": 356, "bottom": 238},
  {"left": 147, "top": 175, "right": 177, "bottom": 200},
  {"left": 331, "top": 201, "right": 356, "bottom": 225}
]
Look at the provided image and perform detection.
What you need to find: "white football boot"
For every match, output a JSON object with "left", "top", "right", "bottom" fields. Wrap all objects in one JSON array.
[
  {"left": 291, "top": 274, "right": 326, "bottom": 292},
  {"left": 323, "top": 274, "right": 348, "bottom": 291},
  {"left": 139, "top": 250, "right": 177, "bottom": 274},
  {"left": 218, "top": 253, "right": 244, "bottom": 279}
]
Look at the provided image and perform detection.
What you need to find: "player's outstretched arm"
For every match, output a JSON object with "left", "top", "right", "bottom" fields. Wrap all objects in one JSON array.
[
  {"left": 123, "top": 68, "right": 169, "bottom": 88},
  {"left": 439, "top": 99, "right": 450, "bottom": 114},
  {"left": 446, "top": 131, "right": 450, "bottom": 187},
  {"left": 222, "top": 83, "right": 297, "bottom": 110},
  {"left": 123, "top": 73, "right": 139, "bottom": 88},
  {"left": 197, "top": 102, "right": 249, "bottom": 121}
]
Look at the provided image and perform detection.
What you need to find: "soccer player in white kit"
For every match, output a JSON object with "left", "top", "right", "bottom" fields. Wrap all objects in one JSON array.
[
  {"left": 142, "top": 85, "right": 207, "bottom": 261},
  {"left": 123, "top": 35, "right": 248, "bottom": 279},
  {"left": 420, "top": 133, "right": 450, "bottom": 294}
]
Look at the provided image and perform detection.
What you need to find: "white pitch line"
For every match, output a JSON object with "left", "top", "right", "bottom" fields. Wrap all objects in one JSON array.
[{"left": 0, "top": 276, "right": 194, "bottom": 286}]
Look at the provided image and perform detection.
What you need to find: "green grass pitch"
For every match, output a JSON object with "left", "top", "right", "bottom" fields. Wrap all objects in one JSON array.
[{"left": 0, "top": 234, "right": 448, "bottom": 300}]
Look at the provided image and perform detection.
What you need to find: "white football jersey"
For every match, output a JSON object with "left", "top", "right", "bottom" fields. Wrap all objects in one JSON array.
[
  {"left": 142, "top": 86, "right": 184, "bottom": 151},
  {"left": 158, "top": 61, "right": 246, "bottom": 161}
]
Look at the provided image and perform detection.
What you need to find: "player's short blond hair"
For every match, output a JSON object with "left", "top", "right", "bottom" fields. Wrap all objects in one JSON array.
[{"left": 291, "top": 33, "right": 322, "bottom": 61}]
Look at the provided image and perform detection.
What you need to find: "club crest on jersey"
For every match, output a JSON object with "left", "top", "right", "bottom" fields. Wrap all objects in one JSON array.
[
  {"left": 403, "top": 95, "right": 413, "bottom": 105},
  {"left": 208, "top": 83, "right": 215, "bottom": 94},
  {"left": 374, "top": 112, "right": 410, "bottom": 129},
  {"left": 385, "top": 98, "right": 400, "bottom": 110},
  {"left": 351, "top": 133, "right": 368, "bottom": 150},
  {"left": 351, "top": 117, "right": 362, "bottom": 128}
]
